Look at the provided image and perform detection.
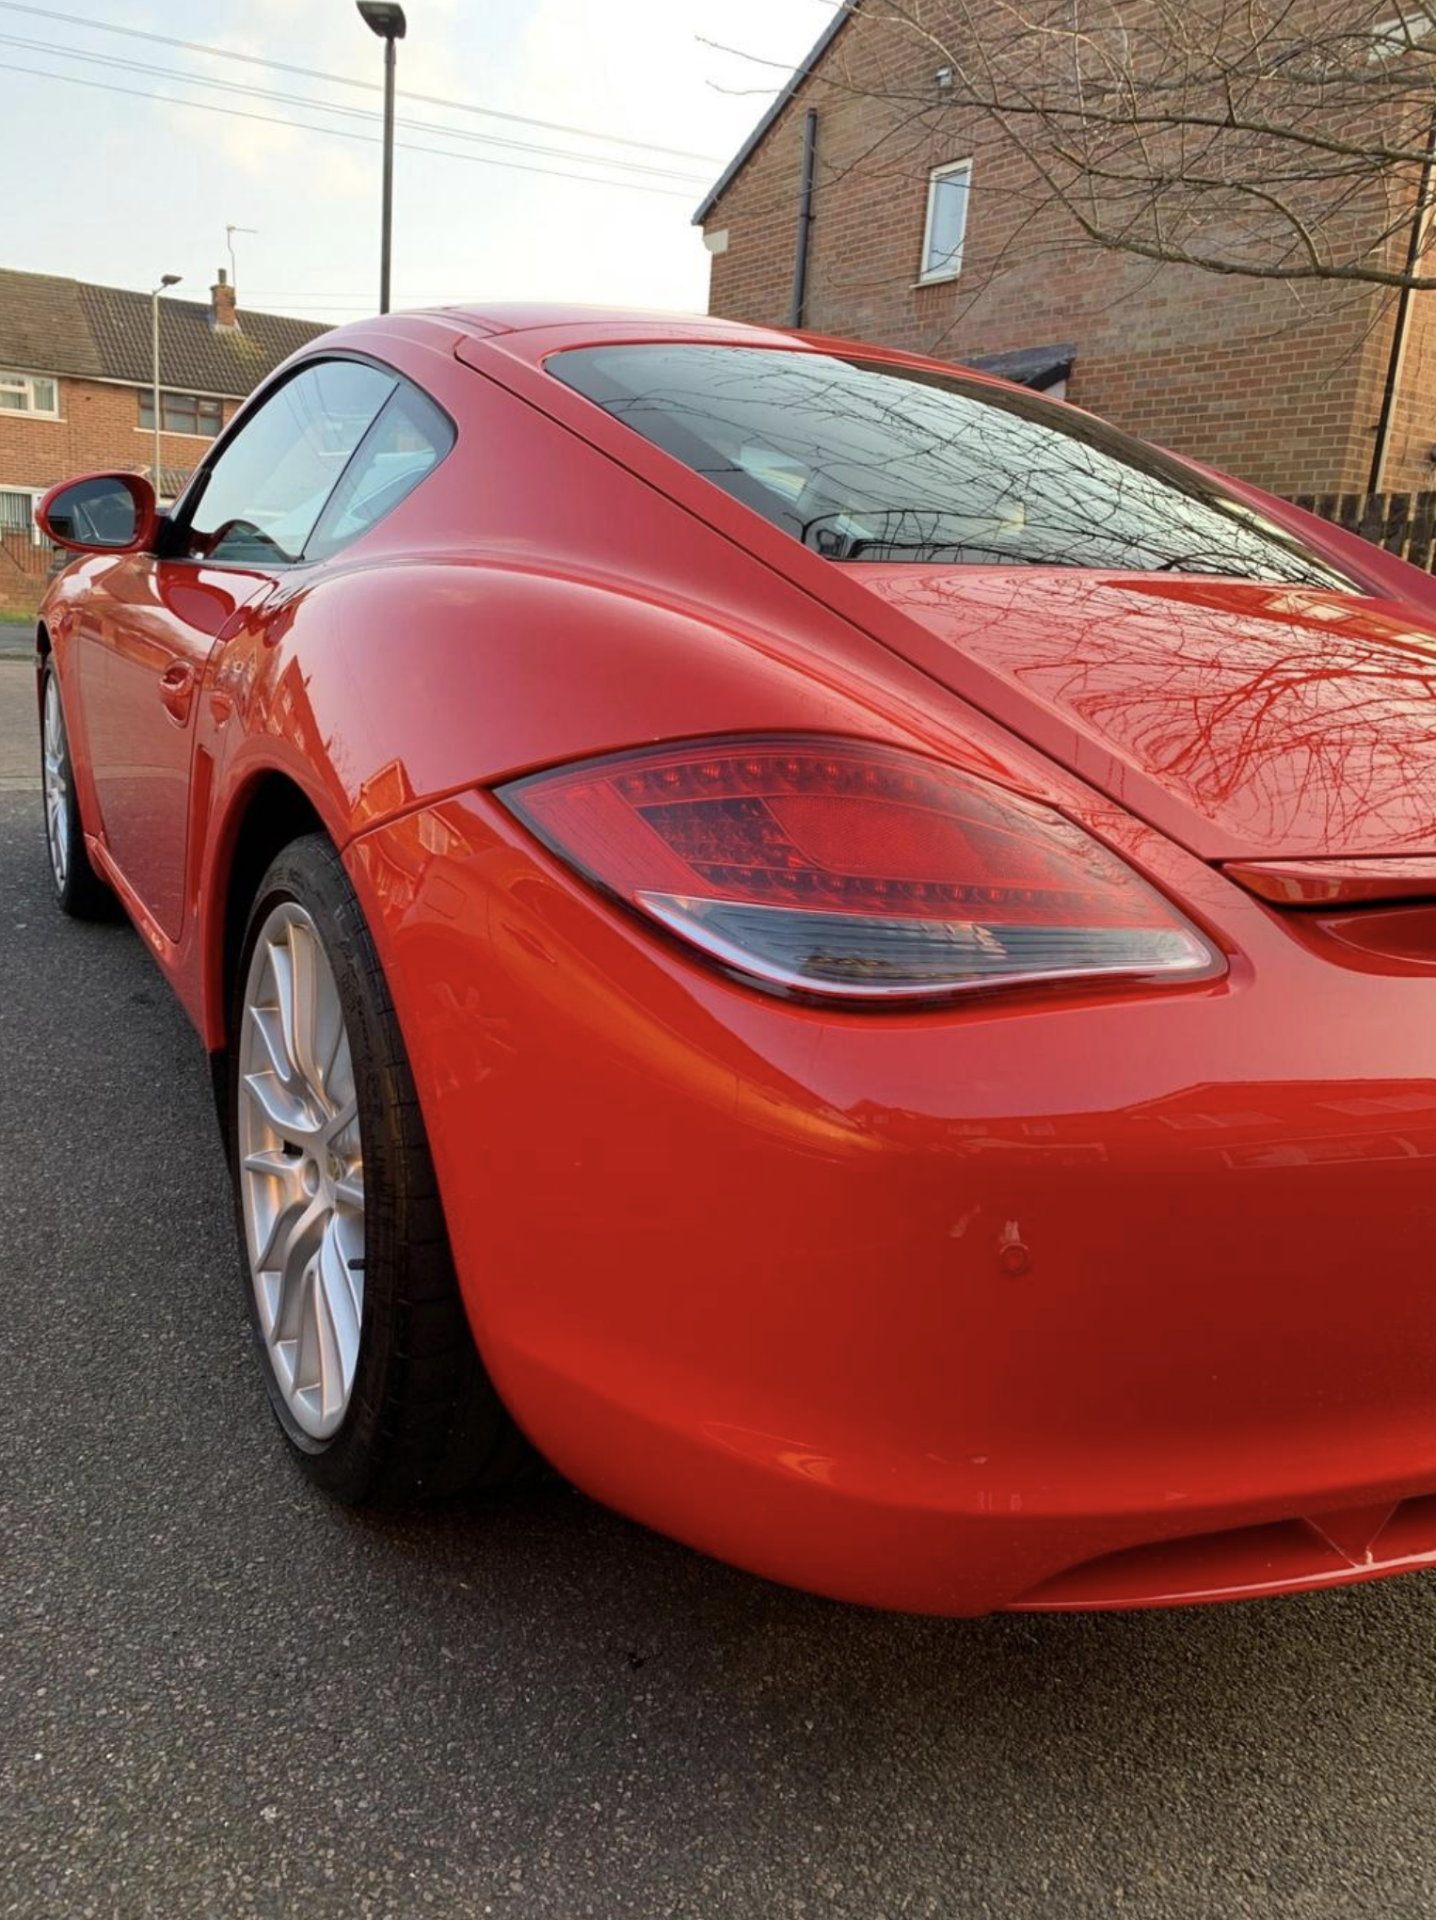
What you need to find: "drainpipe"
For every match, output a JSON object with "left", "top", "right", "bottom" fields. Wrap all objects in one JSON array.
[
  {"left": 788, "top": 108, "right": 819, "bottom": 329},
  {"left": 1369, "top": 106, "right": 1436, "bottom": 492}
]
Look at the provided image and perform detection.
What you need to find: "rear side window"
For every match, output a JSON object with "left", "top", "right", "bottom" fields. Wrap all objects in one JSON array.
[
  {"left": 548, "top": 343, "right": 1353, "bottom": 590},
  {"left": 183, "top": 359, "right": 396, "bottom": 566},
  {"left": 306, "top": 381, "right": 454, "bottom": 562}
]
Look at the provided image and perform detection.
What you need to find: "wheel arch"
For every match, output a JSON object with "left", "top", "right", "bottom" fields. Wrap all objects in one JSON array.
[{"left": 204, "top": 769, "right": 327, "bottom": 1138}]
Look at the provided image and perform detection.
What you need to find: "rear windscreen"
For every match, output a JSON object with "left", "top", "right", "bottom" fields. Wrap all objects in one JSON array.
[{"left": 549, "top": 343, "right": 1353, "bottom": 590}]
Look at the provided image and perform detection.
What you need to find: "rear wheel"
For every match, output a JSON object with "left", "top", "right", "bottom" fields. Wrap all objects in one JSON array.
[
  {"left": 231, "top": 833, "right": 524, "bottom": 1501},
  {"left": 39, "top": 663, "right": 113, "bottom": 920}
]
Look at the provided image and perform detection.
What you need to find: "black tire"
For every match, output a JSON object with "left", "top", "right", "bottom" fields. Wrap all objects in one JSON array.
[
  {"left": 39, "top": 660, "right": 114, "bottom": 920},
  {"left": 230, "top": 832, "right": 526, "bottom": 1502}
]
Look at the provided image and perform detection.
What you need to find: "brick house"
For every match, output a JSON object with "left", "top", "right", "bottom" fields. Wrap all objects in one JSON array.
[
  {"left": 0, "top": 267, "right": 327, "bottom": 613},
  {"left": 695, "top": 5, "right": 1436, "bottom": 499}
]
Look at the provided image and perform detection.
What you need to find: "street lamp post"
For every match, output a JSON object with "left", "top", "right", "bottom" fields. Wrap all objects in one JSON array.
[
  {"left": 150, "top": 274, "right": 181, "bottom": 501},
  {"left": 356, "top": 2, "right": 407, "bottom": 314}
]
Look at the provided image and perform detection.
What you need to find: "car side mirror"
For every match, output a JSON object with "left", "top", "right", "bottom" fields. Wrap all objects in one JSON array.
[{"left": 36, "top": 472, "right": 159, "bottom": 555}]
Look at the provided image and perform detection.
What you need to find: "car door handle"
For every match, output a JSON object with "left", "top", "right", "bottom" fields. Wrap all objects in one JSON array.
[{"left": 158, "top": 661, "right": 196, "bottom": 723}]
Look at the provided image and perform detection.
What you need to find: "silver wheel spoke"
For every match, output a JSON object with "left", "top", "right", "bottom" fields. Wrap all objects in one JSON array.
[
  {"left": 333, "top": 1167, "right": 365, "bottom": 1211},
  {"left": 242, "top": 1067, "right": 317, "bottom": 1143},
  {"left": 311, "top": 1268, "right": 345, "bottom": 1422},
  {"left": 290, "top": 1264, "right": 322, "bottom": 1402},
  {"left": 317, "top": 1218, "right": 362, "bottom": 1391},
  {"left": 237, "top": 899, "right": 366, "bottom": 1442},
  {"left": 41, "top": 680, "right": 69, "bottom": 888},
  {"left": 255, "top": 1185, "right": 324, "bottom": 1287},
  {"left": 248, "top": 1001, "right": 297, "bottom": 1091},
  {"left": 242, "top": 1146, "right": 293, "bottom": 1179},
  {"left": 274, "top": 923, "right": 331, "bottom": 1109},
  {"left": 319, "top": 991, "right": 348, "bottom": 1106}
]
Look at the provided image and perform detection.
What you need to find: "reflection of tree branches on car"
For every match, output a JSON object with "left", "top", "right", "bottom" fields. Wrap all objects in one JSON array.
[
  {"left": 549, "top": 339, "right": 1436, "bottom": 850},
  {"left": 883, "top": 564, "right": 1436, "bottom": 848},
  {"left": 799, "top": 507, "right": 1314, "bottom": 575},
  {"left": 558, "top": 344, "right": 1353, "bottom": 589}
]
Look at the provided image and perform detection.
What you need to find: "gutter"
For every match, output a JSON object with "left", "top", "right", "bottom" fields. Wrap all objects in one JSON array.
[
  {"left": 692, "top": 6, "right": 854, "bottom": 226},
  {"left": 788, "top": 110, "right": 819, "bottom": 327},
  {"left": 1370, "top": 104, "right": 1436, "bottom": 492}
]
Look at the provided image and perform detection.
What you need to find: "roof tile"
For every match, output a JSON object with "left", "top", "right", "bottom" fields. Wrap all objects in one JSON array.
[{"left": 0, "top": 268, "right": 330, "bottom": 396}]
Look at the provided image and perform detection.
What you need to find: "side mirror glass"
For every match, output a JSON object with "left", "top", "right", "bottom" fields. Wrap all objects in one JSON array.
[{"left": 36, "top": 472, "right": 158, "bottom": 555}]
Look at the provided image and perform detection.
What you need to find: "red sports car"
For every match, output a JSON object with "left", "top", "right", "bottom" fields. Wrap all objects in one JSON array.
[{"left": 33, "top": 305, "right": 1436, "bottom": 1615}]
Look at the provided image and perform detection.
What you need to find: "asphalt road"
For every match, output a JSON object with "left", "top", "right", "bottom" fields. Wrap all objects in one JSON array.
[{"left": 5, "top": 655, "right": 1436, "bottom": 1920}]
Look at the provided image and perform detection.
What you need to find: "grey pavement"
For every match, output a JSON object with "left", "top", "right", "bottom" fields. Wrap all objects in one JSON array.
[{"left": 3, "top": 657, "right": 1436, "bottom": 1919}]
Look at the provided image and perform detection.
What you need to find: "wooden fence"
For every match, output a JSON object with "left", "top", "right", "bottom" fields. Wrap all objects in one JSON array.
[{"left": 1290, "top": 491, "right": 1436, "bottom": 572}]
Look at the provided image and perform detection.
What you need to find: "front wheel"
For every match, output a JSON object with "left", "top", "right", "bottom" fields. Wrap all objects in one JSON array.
[
  {"left": 231, "top": 833, "right": 523, "bottom": 1502},
  {"left": 39, "top": 662, "right": 113, "bottom": 920}
]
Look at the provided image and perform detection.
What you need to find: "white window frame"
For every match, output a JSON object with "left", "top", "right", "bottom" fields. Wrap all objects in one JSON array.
[
  {"left": 917, "top": 159, "right": 973, "bottom": 286},
  {"left": 1371, "top": 12, "right": 1435, "bottom": 60},
  {"left": 0, "top": 371, "right": 60, "bottom": 419},
  {"left": 0, "top": 484, "right": 49, "bottom": 544}
]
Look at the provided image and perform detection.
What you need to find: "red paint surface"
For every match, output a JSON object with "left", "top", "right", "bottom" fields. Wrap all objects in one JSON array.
[{"left": 38, "top": 305, "right": 1436, "bottom": 1614}]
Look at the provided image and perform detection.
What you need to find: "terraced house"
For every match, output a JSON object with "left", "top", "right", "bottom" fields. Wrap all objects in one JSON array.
[
  {"left": 695, "top": 2, "right": 1436, "bottom": 501},
  {"left": 0, "top": 266, "right": 326, "bottom": 614}
]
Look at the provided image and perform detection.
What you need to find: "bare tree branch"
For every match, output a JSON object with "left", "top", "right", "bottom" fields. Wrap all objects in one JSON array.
[{"left": 706, "top": 1, "right": 1436, "bottom": 293}]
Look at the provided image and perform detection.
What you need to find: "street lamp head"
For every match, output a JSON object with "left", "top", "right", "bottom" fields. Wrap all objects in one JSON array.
[
  {"left": 357, "top": 1, "right": 406, "bottom": 38},
  {"left": 159, "top": 274, "right": 181, "bottom": 289}
]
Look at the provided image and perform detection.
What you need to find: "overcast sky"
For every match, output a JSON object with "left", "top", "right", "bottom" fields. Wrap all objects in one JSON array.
[{"left": 0, "top": 0, "right": 834, "bottom": 323}]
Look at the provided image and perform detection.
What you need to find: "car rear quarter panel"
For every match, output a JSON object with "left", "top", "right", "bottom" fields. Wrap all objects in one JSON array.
[
  {"left": 346, "top": 779, "right": 1436, "bottom": 1615},
  {"left": 189, "top": 359, "right": 1159, "bottom": 1047}
]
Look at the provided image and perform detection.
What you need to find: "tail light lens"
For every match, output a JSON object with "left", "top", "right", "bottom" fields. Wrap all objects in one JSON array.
[{"left": 497, "top": 737, "right": 1219, "bottom": 1002}]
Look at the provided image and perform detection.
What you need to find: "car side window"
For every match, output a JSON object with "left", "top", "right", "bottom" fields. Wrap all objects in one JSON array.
[
  {"left": 304, "top": 381, "right": 455, "bottom": 563},
  {"left": 181, "top": 360, "right": 397, "bottom": 567}
]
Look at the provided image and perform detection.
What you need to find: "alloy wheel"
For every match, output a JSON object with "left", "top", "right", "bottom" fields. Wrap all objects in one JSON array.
[
  {"left": 237, "top": 901, "right": 366, "bottom": 1440},
  {"left": 42, "top": 675, "right": 69, "bottom": 890}
]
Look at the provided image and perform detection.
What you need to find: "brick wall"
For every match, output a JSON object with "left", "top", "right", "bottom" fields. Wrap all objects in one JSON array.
[
  {"left": 0, "top": 376, "right": 240, "bottom": 619},
  {"left": 0, "top": 376, "right": 238, "bottom": 504},
  {"left": 702, "top": 8, "right": 1434, "bottom": 498}
]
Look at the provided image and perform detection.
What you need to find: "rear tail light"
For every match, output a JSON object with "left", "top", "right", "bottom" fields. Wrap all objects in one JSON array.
[{"left": 497, "top": 737, "right": 1219, "bottom": 1002}]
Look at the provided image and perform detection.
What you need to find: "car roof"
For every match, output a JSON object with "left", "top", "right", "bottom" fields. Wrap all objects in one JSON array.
[
  {"left": 297, "top": 303, "right": 1033, "bottom": 406},
  {"left": 425, "top": 301, "right": 802, "bottom": 345}
]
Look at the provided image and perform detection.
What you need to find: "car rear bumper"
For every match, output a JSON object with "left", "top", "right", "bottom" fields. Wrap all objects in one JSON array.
[
  {"left": 484, "top": 1341, "right": 1436, "bottom": 1614},
  {"left": 351, "top": 794, "right": 1436, "bottom": 1616},
  {"left": 1010, "top": 1497, "right": 1436, "bottom": 1610}
]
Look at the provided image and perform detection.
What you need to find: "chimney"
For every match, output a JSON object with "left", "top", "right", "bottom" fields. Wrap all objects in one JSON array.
[{"left": 210, "top": 267, "right": 240, "bottom": 333}]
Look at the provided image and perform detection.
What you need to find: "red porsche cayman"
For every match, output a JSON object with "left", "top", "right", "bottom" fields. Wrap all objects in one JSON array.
[{"left": 33, "top": 304, "right": 1436, "bottom": 1615}]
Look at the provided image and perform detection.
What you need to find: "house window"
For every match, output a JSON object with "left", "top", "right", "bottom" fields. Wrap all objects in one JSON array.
[
  {"left": 0, "top": 486, "right": 46, "bottom": 544},
  {"left": 138, "top": 390, "right": 226, "bottom": 438},
  {"left": 918, "top": 160, "right": 972, "bottom": 284},
  {"left": 1372, "top": 12, "right": 1435, "bottom": 59},
  {"left": 0, "top": 372, "right": 59, "bottom": 417}
]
